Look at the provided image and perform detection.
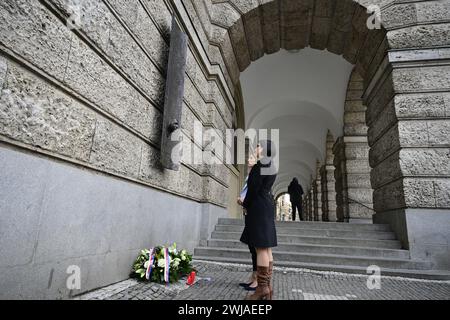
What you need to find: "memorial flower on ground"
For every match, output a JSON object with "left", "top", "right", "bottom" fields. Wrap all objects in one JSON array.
[{"left": 131, "top": 243, "right": 194, "bottom": 284}]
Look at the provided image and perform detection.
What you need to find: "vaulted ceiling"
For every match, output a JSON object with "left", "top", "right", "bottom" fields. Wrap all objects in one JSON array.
[{"left": 240, "top": 48, "right": 353, "bottom": 195}]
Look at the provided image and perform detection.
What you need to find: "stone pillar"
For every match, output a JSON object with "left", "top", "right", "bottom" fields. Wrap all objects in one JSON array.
[
  {"left": 333, "top": 70, "right": 374, "bottom": 223},
  {"left": 306, "top": 189, "right": 314, "bottom": 221},
  {"left": 334, "top": 137, "right": 348, "bottom": 222},
  {"left": 321, "top": 132, "right": 337, "bottom": 222},
  {"left": 320, "top": 165, "right": 329, "bottom": 222},
  {"left": 365, "top": 19, "right": 450, "bottom": 268},
  {"left": 313, "top": 166, "right": 321, "bottom": 221}
]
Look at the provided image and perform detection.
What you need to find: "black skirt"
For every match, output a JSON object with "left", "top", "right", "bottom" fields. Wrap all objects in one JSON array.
[{"left": 240, "top": 193, "right": 278, "bottom": 248}]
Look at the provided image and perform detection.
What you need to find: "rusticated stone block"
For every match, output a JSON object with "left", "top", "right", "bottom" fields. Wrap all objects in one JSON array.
[
  {"left": 344, "top": 111, "right": 366, "bottom": 125},
  {"left": 346, "top": 89, "right": 363, "bottom": 101},
  {"left": 310, "top": 16, "right": 332, "bottom": 50},
  {"left": 395, "top": 93, "right": 446, "bottom": 119},
  {"left": 445, "top": 93, "right": 450, "bottom": 117},
  {"left": 346, "top": 159, "right": 371, "bottom": 174},
  {"left": 186, "top": 51, "right": 208, "bottom": 95},
  {"left": 344, "top": 123, "right": 368, "bottom": 136},
  {"left": 392, "top": 66, "right": 450, "bottom": 92},
  {"left": 184, "top": 75, "right": 209, "bottom": 122},
  {"left": 327, "top": 29, "right": 347, "bottom": 56},
  {"left": 90, "top": 119, "right": 142, "bottom": 178},
  {"left": 387, "top": 24, "right": 450, "bottom": 49},
  {"left": 346, "top": 174, "right": 372, "bottom": 189},
  {"left": 211, "top": 2, "right": 241, "bottom": 28},
  {"left": 0, "top": 0, "right": 72, "bottom": 80},
  {"left": 348, "top": 203, "right": 374, "bottom": 219},
  {"left": 373, "top": 178, "right": 406, "bottom": 212},
  {"left": 367, "top": 99, "right": 396, "bottom": 146},
  {"left": 228, "top": 19, "right": 251, "bottom": 71},
  {"left": 106, "top": 0, "right": 170, "bottom": 70},
  {"left": 142, "top": 143, "right": 183, "bottom": 195},
  {"left": 369, "top": 123, "right": 400, "bottom": 166},
  {"left": 365, "top": 73, "right": 395, "bottom": 127},
  {"left": 370, "top": 150, "right": 402, "bottom": 189},
  {"left": 139, "top": 140, "right": 206, "bottom": 202},
  {"left": 228, "top": 0, "right": 259, "bottom": 14},
  {"left": 347, "top": 80, "right": 364, "bottom": 91},
  {"left": 218, "top": 30, "right": 240, "bottom": 84},
  {"left": 345, "top": 100, "right": 365, "bottom": 112},
  {"left": 207, "top": 45, "right": 234, "bottom": 91},
  {"left": 345, "top": 144, "right": 370, "bottom": 160},
  {"left": 347, "top": 187, "right": 373, "bottom": 204},
  {"left": 243, "top": 8, "right": 265, "bottom": 61},
  {"left": 65, "top": 35, "right": 161, "bottom": 142},
  {"left": 314, "top": 0, "right": 335, "bottom": 17},
  {"left": 0, "top": 56, "right": 7, "bottom": 88},
  {"left": 280, "top": 0, "right": 313, "bottom": 50},
  {"left": 400, "top": 149, "right": 450, "bottom": 177},
  {"left": 209, "top": 83, "right": 233, "bottom": 127},
  {"left": 369, "top": 120, "right": 431, "bottom": 167},
  {"left": 183, "top": 0, "right": 210, "bottom": 50},
  {"left": 416, "top": 1, "right": 450, "bottom": 23},
  {"left": 260, "top": 0, "right": 281, "bottom": 54},
  {"left": 50, "top": 0, "right": 166, "bottom": 106},
  {"left": 381, "top": 3, "right": 416, "bottom": 30},
  {"left": 358, "top": 29, "right": 384, "bottom": 75},
  {"left": 0, "top": 58, "right": 96, "bottom": 162},
  {"left": 404, "top": 178, "right": 436, "bottom": 208},
  {"left": 427, "top": 120, "right": 450, "bottom": 145},
  {"left": 364, "top": 37, "right": 389, "bottom": 89},
  {"left": 434, "top": 179, "right": 450, "bottom": 207},
  {"left": 142, "top": 0, "right": 172, "bottom": 36},
  {"left": 203, "top": 176, "right": 227, "bottom": 207}
]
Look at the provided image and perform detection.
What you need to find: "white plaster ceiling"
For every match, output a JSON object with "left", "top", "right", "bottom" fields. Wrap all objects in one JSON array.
[{"left": 240, "top": 48, "right": 354, "bottom": 194}]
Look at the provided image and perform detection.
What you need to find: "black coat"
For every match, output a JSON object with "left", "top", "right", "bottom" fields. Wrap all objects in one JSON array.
[
  {"left": 240, "top": 161, "right": 277, "bottom": 248},
  {"left": 288, "top": 181, "right": 304, "bottom": 204}
]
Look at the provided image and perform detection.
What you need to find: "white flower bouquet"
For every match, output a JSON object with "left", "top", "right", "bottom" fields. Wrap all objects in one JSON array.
[{"left": 130, "top": 243, "right": 194, "bottom": 284}]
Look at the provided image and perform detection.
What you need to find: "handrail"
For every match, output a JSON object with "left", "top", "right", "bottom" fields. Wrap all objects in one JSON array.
[{"left": 342, "top": 195, "right": 375, "bottom": 212}]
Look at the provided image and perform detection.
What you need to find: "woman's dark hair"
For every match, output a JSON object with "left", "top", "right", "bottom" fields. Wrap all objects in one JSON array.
[{"left": 259, "top": 140, "right": 276, "bottom": 158}]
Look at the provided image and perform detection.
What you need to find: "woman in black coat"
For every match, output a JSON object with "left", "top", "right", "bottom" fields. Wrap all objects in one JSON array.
[{"left": 240, "top": 140, "right": 277, "bottom": 300}]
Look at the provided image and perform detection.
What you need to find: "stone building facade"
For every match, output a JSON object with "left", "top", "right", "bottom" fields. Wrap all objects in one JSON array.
[{"left": 0, "top": 0, "right": 449, "bottom": 299}]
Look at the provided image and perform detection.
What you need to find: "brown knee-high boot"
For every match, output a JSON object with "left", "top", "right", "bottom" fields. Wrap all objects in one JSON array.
[
  {"left": 246, "top": 266, "right": 271, "bottom": 300},
  {"left": 268, "top": 261, "right": 273, "bottom": 300}
]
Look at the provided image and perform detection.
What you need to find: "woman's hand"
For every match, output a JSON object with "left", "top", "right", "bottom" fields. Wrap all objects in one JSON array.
[{"left": 237, "top": 197, "right": 244, "bottom": 206}]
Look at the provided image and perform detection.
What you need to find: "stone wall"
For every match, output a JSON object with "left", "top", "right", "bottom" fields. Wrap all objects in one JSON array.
[
  {"left": 0, "top": 0, "right": 237, "bottom": 298},
  {"left": 0, "top": 0, "right": 239, "bottom": 207},
  {"left": 363, "top": 1, "right": 450, "bottom": 267}
]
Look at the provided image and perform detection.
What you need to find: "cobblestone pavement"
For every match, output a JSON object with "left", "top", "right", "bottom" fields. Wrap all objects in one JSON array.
[{"left": 75, "top": 260, "right": 450, "bottom": 300}]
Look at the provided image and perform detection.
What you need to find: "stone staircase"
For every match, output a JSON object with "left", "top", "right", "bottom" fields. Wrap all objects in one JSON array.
[{"left": 194, "top": 218, "right": 450, "bottom": 280}]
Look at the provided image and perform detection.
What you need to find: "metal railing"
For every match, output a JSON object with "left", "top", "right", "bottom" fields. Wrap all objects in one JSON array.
[{"left": 342, "top": 195, "right": 375, "bottom": 213}]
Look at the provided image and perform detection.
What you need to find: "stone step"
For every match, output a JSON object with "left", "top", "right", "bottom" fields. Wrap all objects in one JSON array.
[
  {"left": 194, "top": 247, "right": 432, "bottom": 270},
  {"left": 214, "top": 225, "right": 397, "bottom": 240},
  {"left": 218, "top": 218, "right": 391, "bottom": 232},
  {"left": 193, "top": 257, "right": 450, "bottom": 280},
  {"left": 206, "top": 239, "right": 410, "bottom": 259},
  {"left": 211, "top": 232, "right": 402, "bottom": 249}
]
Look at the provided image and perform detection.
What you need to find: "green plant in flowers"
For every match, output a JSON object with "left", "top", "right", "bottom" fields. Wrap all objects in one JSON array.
[{"left": 130, "top": 243, "right": 194, "bottom": 284}]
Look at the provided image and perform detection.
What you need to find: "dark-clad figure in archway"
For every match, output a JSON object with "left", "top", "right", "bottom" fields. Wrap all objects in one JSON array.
[{"left": 288, "top": 178, "right": 304, "bottom": 221}]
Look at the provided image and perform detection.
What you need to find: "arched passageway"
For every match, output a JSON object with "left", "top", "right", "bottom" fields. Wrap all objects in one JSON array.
[{"left": 181, "top": 0, "right": 450, "bottom": 268}]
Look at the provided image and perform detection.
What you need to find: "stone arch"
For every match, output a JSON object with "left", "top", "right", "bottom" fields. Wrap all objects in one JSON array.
[
  {"left": 180, "top": 0, "right": 450, "bottom": 268},
  {"left": 204, "top": 0, "right": 388, "bottom": 91}
]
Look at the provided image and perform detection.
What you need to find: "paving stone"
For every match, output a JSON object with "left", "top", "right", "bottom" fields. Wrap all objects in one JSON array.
[{"left": 75, "top": 261, "right": 450, "bottom": 300}]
